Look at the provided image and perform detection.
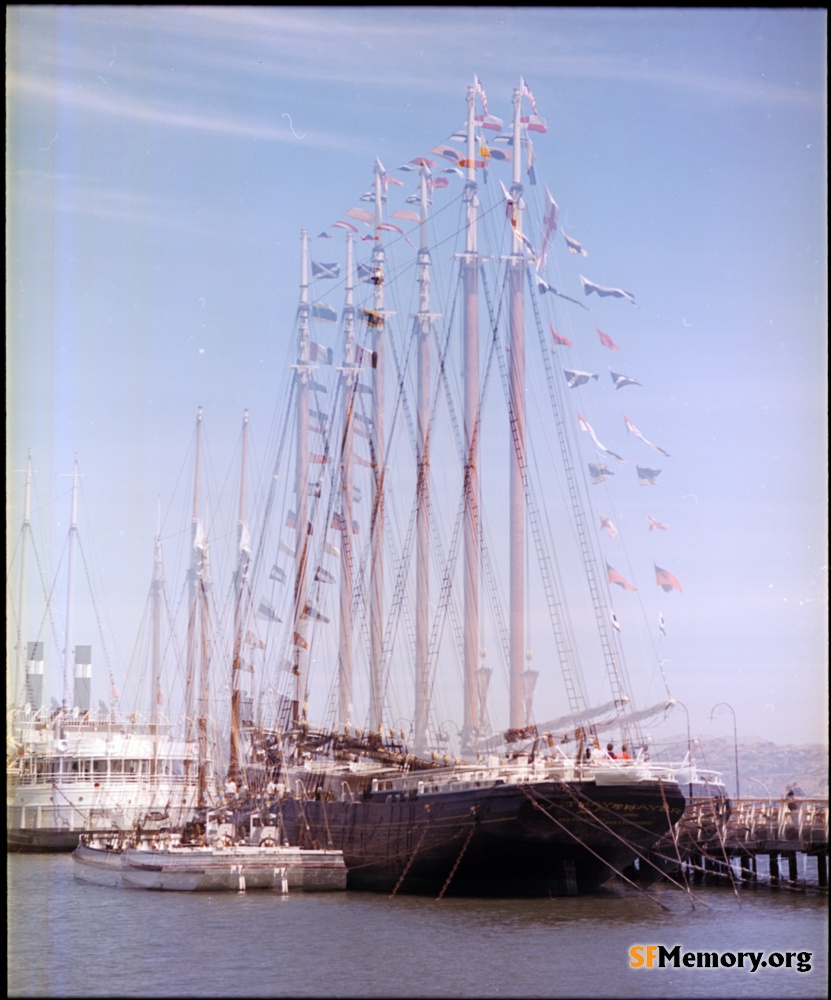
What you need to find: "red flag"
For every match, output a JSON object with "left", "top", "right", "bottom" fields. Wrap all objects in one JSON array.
[
  {"left": 596, "top": 326, "right": 620, "bottom": 351},
  {"left": 550, "top": 326, "right": 573, "bottom": 348},
  {"left": 655, "top": 565, "right": 682, "bottom": 593},
  {"left": 293, "top": 632, "right": 308, "bottom": 649},
  {"left": 607, "top": 563, "right": 637, "bottom": 591}
]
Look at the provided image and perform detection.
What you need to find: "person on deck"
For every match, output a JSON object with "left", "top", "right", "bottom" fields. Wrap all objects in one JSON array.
[
  {"left": 606, "top": 743, "right": 616, "bottom": 759},
  {"left": 619, "top": 745, "right": 631, "bottom": 760}
]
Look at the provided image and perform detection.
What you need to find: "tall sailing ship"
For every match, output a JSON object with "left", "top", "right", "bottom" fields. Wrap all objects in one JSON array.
[
  {"left": 224, "top": 76, "right": 689, "bottom": 896},
  {"left": 6, "top": 453, "right": 200, "bottom": 852}
]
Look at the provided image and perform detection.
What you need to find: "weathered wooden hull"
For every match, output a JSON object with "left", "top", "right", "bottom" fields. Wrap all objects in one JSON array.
[{"left": 273, "top": 773, "right": 685, "bottom": 897}]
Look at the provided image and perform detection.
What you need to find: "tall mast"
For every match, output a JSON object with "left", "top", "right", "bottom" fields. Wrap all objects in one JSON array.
[
  {"left": 462, "top": 77, "right": 482, "bottom": 744},
  {"left": 338, "top": 233, "right": 356, "bottom": 727},
  {"left": 184, "top": 407, "right": 204, "bottom": 776},
  {"left": 62, "top": 455, "right": 80, "bottom": 710},
  {"left": 229, "top": 409, "right": 250, "bottom": 784},
  {"left": 293, "top": 231, "right": 312, "bottom": 725},
  {"left": 508, "top": 80, "right": 527, "bottom": 730},
  {"left": 369, "top": 160, "right": 386, "bottom": 734},
  {"left": 13, "top": 451, "right": 33, "bottom": 712},
  {"left": 413, "top": 161, "right": 434, "bottom": 754},
  {"left": 150, "top": 502, "right": 163, "bottom": 731}
]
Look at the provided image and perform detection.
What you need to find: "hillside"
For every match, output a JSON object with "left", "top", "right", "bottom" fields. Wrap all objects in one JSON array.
[{"left": 656, "top": 736, "right": 828, "bottom": 799}]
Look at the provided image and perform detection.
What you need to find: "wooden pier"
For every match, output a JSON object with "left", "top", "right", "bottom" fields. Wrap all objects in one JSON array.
[{"left": 632, "top": 796, "right": 828, "bottom": 889}]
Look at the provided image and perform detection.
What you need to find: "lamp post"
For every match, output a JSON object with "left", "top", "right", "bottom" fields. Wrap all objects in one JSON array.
[
  {"left": 671, "top": 700, "right": 694, "bottom": 797},
  {"left": 746, "top": 775, "right": 772, "bottom": 803},
  {"left": 710, "top": 702, "right": 740, "bottom": 799}
]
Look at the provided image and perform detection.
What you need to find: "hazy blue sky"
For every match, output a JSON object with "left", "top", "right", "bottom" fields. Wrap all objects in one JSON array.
[{"left": 6, "top": 7, "right": 827, "bottom": 749}]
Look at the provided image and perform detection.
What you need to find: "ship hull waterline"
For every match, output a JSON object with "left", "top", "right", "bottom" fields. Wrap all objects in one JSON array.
[{"left": 272, "top": 777, "right": 685, "bottom": 897}]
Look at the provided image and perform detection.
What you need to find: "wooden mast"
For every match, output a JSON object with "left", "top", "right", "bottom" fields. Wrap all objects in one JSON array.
[
  {"left": 229, "top": 409, "right": 250, "bottom": 785},
  {"left": 508, "top": 81, "right": 527, "bottom": 731},
  {"left": 338, "top": 233, "right": 356, "bottom": 728}
]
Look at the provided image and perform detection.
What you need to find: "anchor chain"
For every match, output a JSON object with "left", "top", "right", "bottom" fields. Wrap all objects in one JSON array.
[{"left": 437, "top": 810, "right": 478, "bottom": 900}]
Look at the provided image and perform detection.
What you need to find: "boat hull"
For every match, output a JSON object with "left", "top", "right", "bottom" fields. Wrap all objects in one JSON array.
[
  {"left": 72, "top": 840, "right": 347, "bottom": 892},
  {"left": 273, "top": 775, "right": 684, "bottom": 896}
]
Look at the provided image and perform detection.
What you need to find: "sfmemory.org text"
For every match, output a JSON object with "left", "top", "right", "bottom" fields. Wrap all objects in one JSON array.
[{"left": 629, "top": 946, "right": 812, "bottom": 973}]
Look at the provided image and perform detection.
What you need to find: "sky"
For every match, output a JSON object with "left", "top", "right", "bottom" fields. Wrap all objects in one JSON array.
[{"left": 6, "top": 7, "right": 828, "bottom": 751}]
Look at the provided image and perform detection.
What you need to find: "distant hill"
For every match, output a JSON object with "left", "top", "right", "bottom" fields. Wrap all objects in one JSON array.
[{"left": 656, "top": 736, "right": 828, "bottom": 800}]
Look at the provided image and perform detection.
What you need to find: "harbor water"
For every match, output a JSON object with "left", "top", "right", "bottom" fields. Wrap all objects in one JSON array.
[{"left": 7, "top": 854, "right": 827, "bottom": 998}]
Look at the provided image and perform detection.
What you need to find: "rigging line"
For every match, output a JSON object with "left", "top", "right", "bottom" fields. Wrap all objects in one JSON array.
[
  {"left": 542, "top": 770, "right": 696, "bottom": 893},
  {"left": 75, "top": 535, "right": 117, "bottom": 695},
  {"left": 518, "top": 784, "right": 671, "bottom": 910},
  {"left": 525, "top": 269, "right": 632, "bottom": 721}
]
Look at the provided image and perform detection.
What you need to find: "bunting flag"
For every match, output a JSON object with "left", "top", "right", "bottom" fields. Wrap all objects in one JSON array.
[
  {"left": 309, "top": 453, "right": 329, "bottom": 464},
  {"left": 270, "top": 564, "right": 286, "bottom": 583},
  {"left": 578, "top": 414, "right": 625, "bottom": 462},
  {"left": 596, "top": 326, "right": 620, "bottom": 351},
  {"left": 537, "top": 278, "right": 590, "bottom": 310},
  {"left": 309, "top": 379, "right": 328, "bottom": 394},
  {"left": 331, "top": 512, "right": 360, "bottom": 533},
  {"left": 550, "top": 326, "right": 573, "bottom": 348},
  {"left": 646, "top": 512, "right": 670, "bottom": 532},
  {"left": 610, "top": 369, "right": 642, "bottom": 390},
  {"left": 309, "top": 341, "right": 333, "bottom": 365},
  {"left": 246, "top": 631, "right": 266, "bottom": 650},
  {"left": 111, "top": 683, "right": 120, "bottom": 702},
  {"left": 156, "top": 685, "right": 164, "bottom": 705},
  {"left": 279, "top": 539, "right": 296, "bottom": 558},
  {"left": 345, "top": 206, "right": 374, "bottom": 226},
  {"left": 610, "top": 611, "right": 621, "bottom": 633},
  {"left": 375, "top": 156, "right": 403, "bottom": 191},
  {"left": 357, "top": 261, "right": 382, "bottom": 284},
  {"left": 293, "top": 632, "right": 309, "bottom": 649},
  {"left": 655, "top": 564, "right": 683, "bottom": 593},
  {"left": 315, "top": 566, "right": 336, "bottom": 584},
  {"left": 361, "top": 308, "right": 384, "bottom": 329},
  {"left": 538, "top": 188, "right": 559, "bottom": 270},
  {"left": 376, "top": 222, "right": 415, "bottom": 247},
  {"left": 580, "top": 275, "right": 639, "bottom": 307},
  {"left": 324, "top": 541, "right": 341, "bottom": 558},
  {"left": 257, "top": 600, "right": 282, "bottom": 623},
  {"left": 563, "top": 231, "right": 587, "bottom": 256},
  {"left": 525, "top": 135, "right": 536, "bottom": 185},
  {"left": 286, "top": 511, "right": 313, "bottom": 534},
  {"left": 355, "top": 344, "right": 378, "bottom": 368},
  {"left": 311, "top": 301, "right": 338, "bottom": 323},
  {"left": 607, "top": 563, "right": 637, "bottom": 591},
  {"left": 332, "top": 220, "right": 359, "bottom": 233},
  {"left": 302, "top": 603, "right": 330, "bottom": 624},
  {"left": 624, "top": 416, "right": 671, "bottom": 457},
  {"left": 637, "top": 466, "right": 662, "bottom": 486},
  {"left": 431, "top": 144, "right": 463, "bottom": 164},
  {"left": 312, "top": 261, "right": 340, "bottom": 280},
  {"left": 309, "top": 408, "right": 330, "bottom": 427},
  {"left": 391, "top": 208, "right": 421, "bottom": 223},
  {"left": 317, "top": 231, "right": 334, "bottom": 239},
  {"left": 482, "top": 146, "right": 512, "bottom": 163},
  {"left": 659, "top": 612, "right": 667, "bottom": 636},
  {"left": 589, "top": 463, "right": 613, "bottom": 485},
  {"left": 564, "top": 368, "right": 598, "bottom": 388},
  {"left": 598, "top": 511, "right": 617, "bottom": 538}
]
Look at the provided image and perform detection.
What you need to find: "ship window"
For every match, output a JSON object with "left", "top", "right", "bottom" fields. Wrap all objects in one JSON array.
[
  {"left": 111, "top": 760, "right": 123, "bottom": 773},
  {"left": 93, "top": 760, "right": 108, "bottom": 774}
]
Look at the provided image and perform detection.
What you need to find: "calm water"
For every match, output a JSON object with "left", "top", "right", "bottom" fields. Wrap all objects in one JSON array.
[{"left": 7, "top": 854, "right": 828, "bottom": 998}]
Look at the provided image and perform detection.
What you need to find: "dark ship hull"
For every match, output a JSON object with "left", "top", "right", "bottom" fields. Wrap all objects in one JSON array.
[{"left": 271, "top": 769, "right": 685, "bottom": 897}]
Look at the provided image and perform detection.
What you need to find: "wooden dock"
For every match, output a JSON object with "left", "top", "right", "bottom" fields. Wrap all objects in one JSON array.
[{"left": 631, "top": 796, "right": 828, "bottom": 888}]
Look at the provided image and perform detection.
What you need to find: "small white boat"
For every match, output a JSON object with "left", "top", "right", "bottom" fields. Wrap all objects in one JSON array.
[{"left": 73, "top": 822, "right": 346, "bottom": 893}]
